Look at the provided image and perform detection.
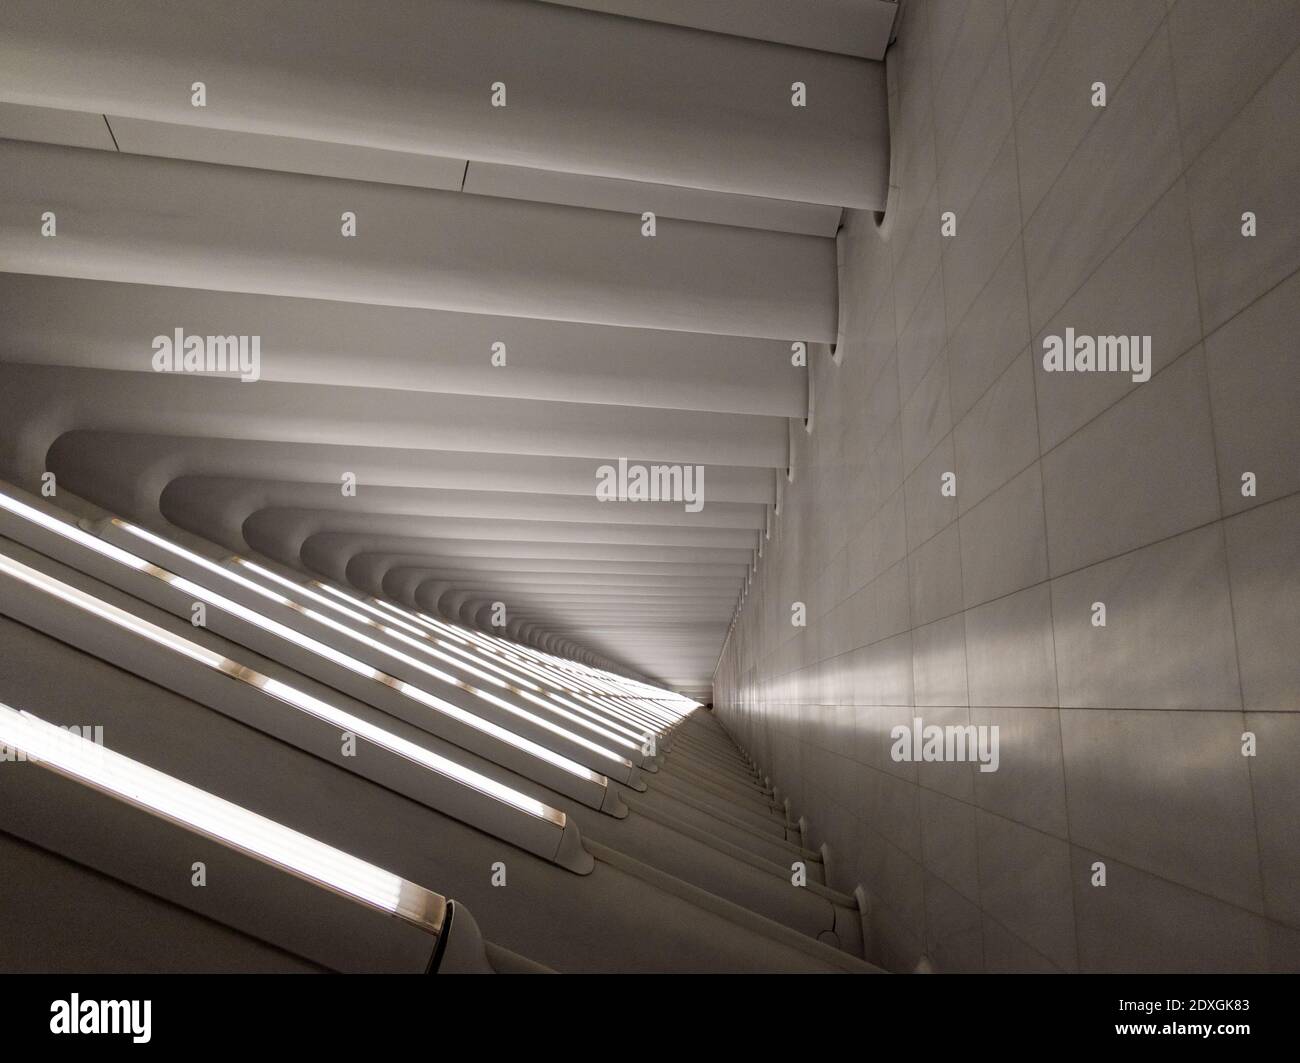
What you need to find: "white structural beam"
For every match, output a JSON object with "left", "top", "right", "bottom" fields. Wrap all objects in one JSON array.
[
  {"left": 0, "top": 275, "right": 807, "bottom": 417},
  {"left": 0, "top": 0, "right": 889, "bottom": 208},
  {"left": 41, "top": 432, "right": 778, "bottom": 528},
  {"left": 0, "top": 140, "right": 837, "bottom": 340},
  {"left": 0, "top": 365, "right": 789, "bottom": 484}
]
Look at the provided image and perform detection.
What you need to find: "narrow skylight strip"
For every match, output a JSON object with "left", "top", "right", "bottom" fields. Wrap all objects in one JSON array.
[
  {"left": 356, "top": 602, "right": 549, "bottom": 695},
  {"left": 0, "top": 495, "right": 150, "bottom": 573},
  {"left": 390, "top": 679, "right": 601, "bottom": 784},
  {"left": 369, "top": 595, "right": 429, "bottom": 627},
  {"left": 375, "top": 619, "right": 645, "bottom": 742},
  {"left": 107, "top": 519, "right": 628, "bottom": 771},
  {"left": 552, "top": 655, "right": 684, "bottom": 708},
  {"left": 520, "top": 654, "right": 616, "bottom": 696},
  {"left": 443, "top": 624, "right": 608, "bottom": 694},
  {"left": 235, "top": 559, "right": 377, "bottom": 624},
  {"left": 0, "top": 551, "right": 564, "bottom": 826},
  {"left": 537, "top": 683, "right": 657, "bottom": 735},
  {"left": 447, "top": 632, "right": 651, "bottom": 725},
  {"left": 408, "top": 612, "right": 473, "bottom": 646},
  {"left": 421, "top": 634, "right": 542, "bottom": 691},
  {"left": 229, "top": 563, "right": 639, "bottom": 753},
  {"left": 162, "top": 581, "right": 605, "bottom": 782},
  {"left": 567, "top": 691, "right": 662, "bottom": 734},
  {"left": 251, "top": 560, "right": 679, "bottom": 719},
  {"left": 525, "top": 688, "right": 647, "bottom": 743},
  {"left": 0, "top": 493, "right": 603, "bottom": 785},
  {"left": 479, "top": 636, "right": 678, "bottom": 723},
  {"left": 110, "top": 520, "right": 295, "bottom": 609},
  {"left": 465, "top": 685, "right": 632, "bottom": 766},
  {"left": 570, "top": 688, "right": 656, "bottom": 721},
  {"left": 473, "top": 645, "right": 588, "bottom": 693},
  {"left": 394, "top": 607, "right": 616, "bottom": 700},
  {"left": 268, "top": 597, "right": 631, "bottom": 763},
  {"left": 256, "top": 678, "right": 563, "bottom": 825},
  {"left": 297, "top": 606, "right": 468, "bottom": 687},
  {"left": 609, "top": 695, "right": 676, "bottom": 727},
  {"left": 604, "top": 695, "right": 681, "bottom": 727},
  {"left": 374, "top": 603, "right": 650, "bottom": 731},
  {"left": 0, "top": 702, "right": 446, "bottom": 933},
  {"left": 382, "top": 626, "right": 513, "bottom": 688},
  {"left": 299, "top": 607, "right": 627, "bottom": 764},
  {"left": 551, "top": 691, "right": 655, "bottom": 743},
  {"left": 0, "top": 552, "right": 227, "bottom": 672},
  {"left": 292, "top": 580, "right": 642, "bottom": 742},
  {"left": 314, "top": 581, "right": 427, "bottom": 635},
  {"left": 493, "top": 684, "right": 640, "bottom": 750},
  {"left": 497, "top": 648, "right": 603, "bottom": 692},
  {"left": 236, "top": 561, "right": 526, "bottom": 692}
]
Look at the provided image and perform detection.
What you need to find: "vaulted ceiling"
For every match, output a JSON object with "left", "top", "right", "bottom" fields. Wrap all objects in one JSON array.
[{"left": 0, "top": 0, "right": 895, "bottom": 699}]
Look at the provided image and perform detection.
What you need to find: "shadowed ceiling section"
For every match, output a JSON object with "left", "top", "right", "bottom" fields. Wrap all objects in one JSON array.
[{"left": 0, "top": 0, "right": 894, "bottom": 699}]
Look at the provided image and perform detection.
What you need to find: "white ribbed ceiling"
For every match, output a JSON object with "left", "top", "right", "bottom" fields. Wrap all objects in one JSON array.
[{"left": 0, "top": 0, "right": 895, "bottom": 698}]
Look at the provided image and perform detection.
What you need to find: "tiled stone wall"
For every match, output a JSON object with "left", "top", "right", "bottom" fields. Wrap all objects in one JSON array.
[{"left": 715, "top": 0, "right": 1299, "bottom": 972}]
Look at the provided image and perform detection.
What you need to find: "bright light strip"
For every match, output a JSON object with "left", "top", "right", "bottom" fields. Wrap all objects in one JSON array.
[
  {"left": 225, "top": 562, "right": 636, "bottom": 760},
  {"left": 473, "top": 645, "right": 581, "bottom": 692},
  {"left": 256, "top": 678, "right": 563, "bottom": 824},
  {"left": 380, "top": 627, "right": 512, "bottom": 688},
  {"left": 462, "top": 684, "right": 632, "bottom": 764},
  {"left": 491, "top": 680, "right": 639, "bottom": 743},
  {"left": 370, "top": 595, "right": 428, "bottom": 627},
  {"left": 236, "top": 559, "right": 376, "bottom": 623},
  {"left": 334, "top": 595, "right": 647, "bottom": 742},
  {"left": 0, "top": 701, "right": 445, "bottom": 933},
  {"left": 383, "top": 605, "right": 635, "bottom": 716},
  {"left": 0, "top": 493, "right": 603, "bottom": 785},
  {"left": 407, "top": 614, "right": 655, "bottom": 732},
  {"left": 170, "top": 523, "right": 677, "bottom": 722},
  {"left": 0, "top": 551, "right": 564, "bottom": 826},
  {"left": 604, "top": 693, "right": 675, "bottom": 726},
  {"left": 409, "top": 612, "right": 473, "bottom": 646},
  {"left": 363, "top": 604, "right": 668, "bottom": 743},
  {"left": 113, "top": 521, "right": 295, "bottom": 608},
  {"left": 109, "top": 522, "right": 628, "bottom": 771},
  {"left": 360, "top": 604, "right": 547, "bottom": 691},
  {"left": 166, "top": 582, "right": 605, "bottom": 781},
  {"left": 0, "top": 494, "right": 151, "bottom": 573},
  {"left": 297, "top": 606, "right": 630, "bottom": 763},
  {"left": 296, "top": 607, "right": 468, "bottom": 687},
  {"left": 568, "top": 690, "right": 662, "bottom": 734},
  {"left": 272, "top": 600, "right": 632, "bottom": 766},
  {"left": 314, "top": 582, "right": 428, "bottom": 635},
  {"left": 529, "top": 656, "right": 630, "bottom": 699},
  {"left": 524, "top": 688, "right": 645, "bottom": 743},
  {"left": 372, "top": 621, "right": 644, "bottom": 743},
  {"left": 421, "top": 616, "right": 603, "bottom": 694},
  {"left": 419, "top": 633, "right": 542, "bottom": 691},
  {"left": 266, "top": 572, "right": 645, "bottom": 744},
  {"left": 0, "top": 552, "right": 227, "bottom": 671},
  {"left": 404, "top": 609, "right": 688, "bottom": 727},
  {"left": 494, "top": 645, "right": 596, "bottom": 689},
  {"left": 236, "top": 562, "right": 521, "bottom": 691}
]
